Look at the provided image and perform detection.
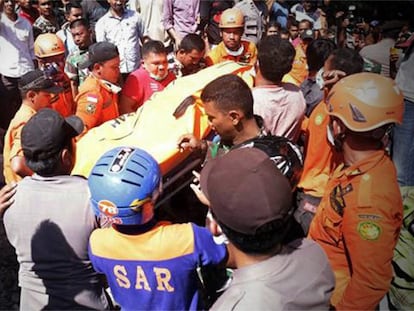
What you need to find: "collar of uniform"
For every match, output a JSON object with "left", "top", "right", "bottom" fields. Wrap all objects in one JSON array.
[
  {"left": 108, "top": 8, "right": 128, "bottom": 20},
  {"left": 333, "top": 150, "right": 387, "bottom": 178},
  {"left": 91, "top": 74, "right": 122, "bottom": 94},
  {"left": 101, "top": 79, "right": 122, "bottom": 94},
  {"left": 225, "top": 43, "right": 245, "bottom": 57}
]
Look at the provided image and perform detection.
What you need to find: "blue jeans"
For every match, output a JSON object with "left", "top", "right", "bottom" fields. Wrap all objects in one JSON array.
[{"left": 392, "top": 99, "right": 414, "bottom": 186}]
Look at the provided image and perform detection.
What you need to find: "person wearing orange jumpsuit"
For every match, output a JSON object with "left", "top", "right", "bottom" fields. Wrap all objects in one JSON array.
[{"left": 308, "top": 72, "right": 404, "bottom": 310}]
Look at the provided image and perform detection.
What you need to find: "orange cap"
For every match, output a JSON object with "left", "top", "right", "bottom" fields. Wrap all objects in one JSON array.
[
  {"left": 326, "top": 72, "right": 404, "bottom": 132},
  {"left": 219, "top": 8, "right": 244, "bottom": 29},
  {"left": 34, "top": 33, "right": 65, "bottom": 58}
]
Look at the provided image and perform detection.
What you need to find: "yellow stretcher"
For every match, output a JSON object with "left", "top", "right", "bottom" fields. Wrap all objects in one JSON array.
[{"left": 72, "top": 61, "right": 253, "bottom": 178}]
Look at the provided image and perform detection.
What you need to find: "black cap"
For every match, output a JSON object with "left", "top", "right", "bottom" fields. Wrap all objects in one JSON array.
[
  {"left": 22, "top": 108, "right": 84, "bottom": 161},
  {"left": 79, "top": 42, "right": 119, "bottom": 69},
  {"left": 19, "top": 69, "right": 63, "bottom": 94},
  {"left": 301, "top": 29, "right": 315, "bottom": 41},
  {"left": 200, "top": 148, "right": 292, "bottom": 235}
]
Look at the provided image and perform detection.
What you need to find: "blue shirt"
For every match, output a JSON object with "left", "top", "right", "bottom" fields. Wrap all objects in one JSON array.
[
  {"left": 270, "top": 1, "right": 289, "bottom": 28},
  {"left": 89, "top": 222, "right": 227, "bottom": 310}
]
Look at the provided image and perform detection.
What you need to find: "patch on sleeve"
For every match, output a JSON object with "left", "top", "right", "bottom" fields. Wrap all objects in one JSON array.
[
  {"left": 357, "top": 221, "right": 381, "bottom": 241},
  {"left": 86, "top": 103, "right": 96, "bottom": 115}
]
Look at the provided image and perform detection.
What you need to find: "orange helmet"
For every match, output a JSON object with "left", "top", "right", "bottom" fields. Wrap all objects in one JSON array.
[
  {"left": 326, "top": 72, "right": 404, "bottom": 132},
  {"left": 219, "top": 8, "right": 244, "bottom": 29},
  {"left": 34, "top": 33, "right": 65, "bottom": 58}
]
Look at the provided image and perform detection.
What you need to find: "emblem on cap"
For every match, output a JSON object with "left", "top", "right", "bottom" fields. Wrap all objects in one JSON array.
[
  {"left": 349, "top": 103, "right": 367, "bottom": 123},
  {"left": 98, "top": 200, "right": 118, "bottom": 217}
]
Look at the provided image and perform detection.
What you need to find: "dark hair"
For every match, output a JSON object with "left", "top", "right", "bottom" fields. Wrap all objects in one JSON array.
[
  {"left": 179, "top": 33, "right": 205, "bottom": 53},
  {"left": 69, "top": 17, "right": 89, "bottom": 29},
  {"left": 329, "top": 48, "right": 364, "bottom": 75},
  {"left": 299, "top": 19, "right": 313, "bottom": 29},
  {"left": 201, "top": 74, "right": 254, "bottom": 119},
  {"left": 306, "top": 39, "right": 337, "bottom": 72},
  {"left": 218, "top": 217, "right": 292, "bottom": 254},
  {"left": 287, "top": 18, "right": 298, "bottom": 29},
  {"left": 257, "top": 36, "right": 295, "bottom": 83},
  {"left": 142, "top": 40, "right": 167, "bottom": 58},
  {"left": 65, "top": 0, "right": 82, "bottom": 14},
  {"left": 267, "top": 20, "right": 281, "bottom": 32},
  {"left": 25, "top": 139, "right": 73, "bottom": 176},
  {"left": 279, "top": 28, "right": 290, "bottom": 36}
]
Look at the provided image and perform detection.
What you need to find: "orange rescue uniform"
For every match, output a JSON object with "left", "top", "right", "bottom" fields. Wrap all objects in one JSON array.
[
  {"left": 51, "top": 75, "right": 76, "bottom": 117},
  {"left": 205, "top": 40, "right": 257, "bottom": 66},
  {"left": 75, "top": 74, "right": 119, "bottom": 131},
  {"left": 3, "top": 104, "right": 36, "bottom": 184},
  {"left": 298, "top": 100, "right": 342, "bottom": 198},
  {"left": 308, "top": 150, "right": 403, "bottom": 310},
  {"left": 283, "top": 42, "right": 308, "bottom": 86}
]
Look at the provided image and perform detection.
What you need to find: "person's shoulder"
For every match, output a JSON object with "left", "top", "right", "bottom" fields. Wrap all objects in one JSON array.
[
  {"left": 89, "top": 227, "right": 115, "bottom": 247},
  {"left": 10, "top": 104, "right": 35, "bottom": 126},
  {"left": 212, "top": 282, "right": 284, "bottom": 311},
  {"left": 283, "top": 238, "right": 333, "bottom": 271},
  {"left": 95, "top": 11, "right": 110, "bottom": 24},
  {"left": 282, "top": 82, "right": 302, "bottom": 92},
  {"left": 77, "top": 76, "right": 104, "bottom": 101},
  {"left": 126, "top": 8, "right": 142, "bottom": 19},
  {"left": 243, "top": 40, "right": 257, "bottom": 50},
  {"left": 130, "top": 66, "right": 148, "bottom": 77},
  {"left": 79, "top": 75, "right": 101, "bottom": 91},
  {"left": 16, "top": 14, "right": 32, "bottom": 28},
  {"left": 210, "top": 285, "right": 245, "bottom": 311}
]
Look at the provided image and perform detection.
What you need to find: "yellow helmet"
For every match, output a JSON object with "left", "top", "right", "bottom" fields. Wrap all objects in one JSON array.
[
  {"left": 34, "top": 33, "right": 65, "bottom": 58},
  {"left": 326, "top": 72, "right": 404, "bottom": 132},
  {"left": 219, "top": 8, "right": 244, "bottom": 29}
]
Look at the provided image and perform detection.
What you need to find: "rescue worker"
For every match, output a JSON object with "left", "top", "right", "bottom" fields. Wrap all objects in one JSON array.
[
  {"left": 308, "top": 72, "right": 404, "bottom": 310},
  {"left": 75, "top": 41, "right": 120, "bottom": 132},
  {"left": 34, "top": 33, "right": 75, "bottom": 117},
  {"left": 205, "top": 8, "right": 257, "bottom": 66}
]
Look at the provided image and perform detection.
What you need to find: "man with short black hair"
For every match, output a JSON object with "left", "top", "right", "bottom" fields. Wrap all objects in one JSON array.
[
  {"left": 32, "top": 0, "right": 60, "bottom": 38},
  {"left": 56, "top": 0, "right": 83, "bottom": 55},
  {"left": 168, "top": 33, "right": 206, "bottom": 77},
  {"left": 65, "top": 18, "right": 93, "bottom": 97},
  {"left": 253, "top": 35, "right": 306, "bottom": 142},
  {"left": 179, "top": 74, "right": 264, "bottom": 158},
  {"left": 3, "top": 108, "right": 110, "bottom": 310},
  {"left": 120, "top": 40, "right": 176, "bottom": 113},
  {"left": 200, "top": 147, "right": 334, "bottom": 310},
  {"left": 95, "top": 0, "right": 144, "bottom": 79}
]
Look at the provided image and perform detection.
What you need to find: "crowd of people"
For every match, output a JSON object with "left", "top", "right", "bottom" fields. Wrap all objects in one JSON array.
[{"left": 0, "top": 0, "right": 414, "bottom": 310}]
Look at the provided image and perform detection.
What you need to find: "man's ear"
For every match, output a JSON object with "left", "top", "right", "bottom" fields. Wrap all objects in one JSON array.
[
  {"left": 332, "top": 118, "right": 346, "bottom": 136},
  {"left": 141, "top": 58, "right": 147, "bottom": 70},
  {"left": 26, "top": 90, "right": 37, "bottom": 102},
  {"left": 228, "top": 110, "right": 242, "bottom": 125},
  {"left": 176, "top": 48, "right": 185, "bottom": 56},
  {"left": 61, "top": 148, "right": 74, "bottom": 170},
  {"left": 92, "top": 62, "right": 101, "bottom": 74}
]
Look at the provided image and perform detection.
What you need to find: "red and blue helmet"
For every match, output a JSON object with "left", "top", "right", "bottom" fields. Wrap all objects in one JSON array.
[{"left": 88, "top": 147, "right": 161, "bottom": 225}]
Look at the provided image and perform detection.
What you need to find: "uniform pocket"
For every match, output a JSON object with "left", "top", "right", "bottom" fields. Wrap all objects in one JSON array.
[{"left": 322, "top": 205, "right": 343, "bottom": 245}]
